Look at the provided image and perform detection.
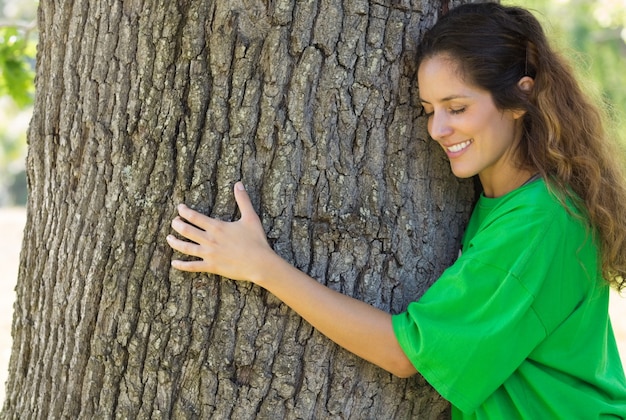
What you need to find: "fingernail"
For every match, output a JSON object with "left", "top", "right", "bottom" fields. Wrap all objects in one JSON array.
[{"left": 236, "top": 182, "right": 245, "bottom": 191}]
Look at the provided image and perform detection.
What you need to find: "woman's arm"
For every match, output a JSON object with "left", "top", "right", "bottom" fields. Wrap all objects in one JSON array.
[{"left": 166, "top": 182, "right": 417, "bottom": 378}]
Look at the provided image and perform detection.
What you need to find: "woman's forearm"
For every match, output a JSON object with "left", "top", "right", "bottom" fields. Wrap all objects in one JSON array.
[{"left": 255, "top": 250, "right": 417, "bottom": 378}]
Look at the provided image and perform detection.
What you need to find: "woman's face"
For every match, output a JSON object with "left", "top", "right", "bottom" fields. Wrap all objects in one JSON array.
[{"left": 418, "top": 54, "right": 526, "bottom": 197}]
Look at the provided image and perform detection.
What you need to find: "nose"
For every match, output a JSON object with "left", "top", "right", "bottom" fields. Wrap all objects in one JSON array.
[{"left": 428, "top": 112, "right": 453, "bottom": 141}]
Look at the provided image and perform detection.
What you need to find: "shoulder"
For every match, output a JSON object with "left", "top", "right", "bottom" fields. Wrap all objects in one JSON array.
[{"left": 463, "top": 179, "right": 595, "bottom": 277}]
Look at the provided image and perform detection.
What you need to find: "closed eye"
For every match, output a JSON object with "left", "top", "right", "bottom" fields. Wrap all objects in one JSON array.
[
  {"left": 420, "top": 104, "right": 465, "bottom": 117},
  {"left": 450, "top": 107, "right": 466, "bottom": 115}
]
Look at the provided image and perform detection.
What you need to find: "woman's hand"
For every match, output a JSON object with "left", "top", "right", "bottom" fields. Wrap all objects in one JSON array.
[{"left": 166, "top": 182, "right": 274, "bottom": 283}]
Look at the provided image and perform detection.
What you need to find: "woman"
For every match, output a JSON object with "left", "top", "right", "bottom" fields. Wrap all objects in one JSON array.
[{"left": 166, "top": 3, "right": 626, "bottom": 418}]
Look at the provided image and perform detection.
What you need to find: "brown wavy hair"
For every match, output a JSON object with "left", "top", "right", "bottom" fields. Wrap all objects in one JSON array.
[{"left": 418, "top": 2, "right": 626, "bottom": 291}]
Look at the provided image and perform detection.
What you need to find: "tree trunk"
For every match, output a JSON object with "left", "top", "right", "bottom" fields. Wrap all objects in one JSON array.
[{"left": 3, "top": 0, "right": 475, "bottom": 418}]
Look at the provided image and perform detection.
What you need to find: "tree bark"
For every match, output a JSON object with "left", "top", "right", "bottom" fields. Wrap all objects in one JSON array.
[{"left": 3, "top": 0, "right": 475, "bottom": 418}]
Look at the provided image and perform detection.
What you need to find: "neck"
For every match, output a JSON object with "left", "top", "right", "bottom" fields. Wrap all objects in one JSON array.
[{"left": 480, "top": 168, "right": 538, "bottom": 198}]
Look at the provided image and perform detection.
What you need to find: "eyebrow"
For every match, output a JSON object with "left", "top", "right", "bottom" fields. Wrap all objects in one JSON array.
[{"left": 419, "top": 95, "right": 471, "bottom": 104}]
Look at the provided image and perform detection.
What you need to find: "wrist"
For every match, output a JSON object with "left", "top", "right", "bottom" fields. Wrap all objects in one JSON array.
[{"left": 248, "top": 246, "right": 288, "bottom": 287}]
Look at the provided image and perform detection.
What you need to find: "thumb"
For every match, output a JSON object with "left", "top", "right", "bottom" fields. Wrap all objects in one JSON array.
[{"left": 233, "top": 181, "right": 259, "bottom": 222}]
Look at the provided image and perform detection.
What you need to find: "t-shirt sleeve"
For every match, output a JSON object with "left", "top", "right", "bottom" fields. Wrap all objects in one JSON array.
[{"left": 392, "top": 255, "right": 547, "bottom": 413}]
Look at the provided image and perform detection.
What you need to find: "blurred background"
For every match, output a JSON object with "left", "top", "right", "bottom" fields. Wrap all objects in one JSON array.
[
  {"left": 0, "top": 0, "right": 35, "bottom": 207},
  {"left": 0, "top": 0, "right": 35, "bottom": 406},
  {"left": 0, "top": 0, "right": 625, "bottom": 406}
]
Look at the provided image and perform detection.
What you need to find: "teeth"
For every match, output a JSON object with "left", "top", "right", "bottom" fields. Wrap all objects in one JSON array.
[{"left": 447, "top": 140, "right": 472, "bottom": 153}]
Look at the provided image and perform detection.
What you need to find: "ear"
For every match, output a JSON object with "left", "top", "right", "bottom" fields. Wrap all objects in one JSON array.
[
  {"left": 512, "top": 76, "right": 535, "bottom": 119},
  {"left": 517, "top": 76, "right": 534, "bottom": 93}
]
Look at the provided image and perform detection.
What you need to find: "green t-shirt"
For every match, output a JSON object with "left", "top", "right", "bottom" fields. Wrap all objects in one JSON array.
[{"left": 392, "top": 179, "right": 626, "bottom": 419}]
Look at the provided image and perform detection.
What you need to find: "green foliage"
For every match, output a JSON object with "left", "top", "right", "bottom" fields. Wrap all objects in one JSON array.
[
  {"left": 0, "top": 21, "right": 35, "bottom": 205},
  {"left": 0, "top": 25, "right": 35, "bottom": 108}
]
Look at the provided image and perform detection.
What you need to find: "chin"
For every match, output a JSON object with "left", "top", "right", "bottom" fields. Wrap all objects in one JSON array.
[{"left": 450, "top": 167, "right": 478, "bottom": 179}]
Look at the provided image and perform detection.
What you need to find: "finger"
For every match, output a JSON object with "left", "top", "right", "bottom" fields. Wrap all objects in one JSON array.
[
  {"left": 166, "top": 234, "right": 203, "bottom": 258},
  {"left": 177, "top": 204, "right": 216, "bottom": 231},
  {"left": 233, "top": 182, "right": 260, "bottom": 223},
  {"left": 171, "top": 216, "right": 209, "bottom": 245},
  {"left": 171, "top": 259, "right": 209, "bottom": 273}
]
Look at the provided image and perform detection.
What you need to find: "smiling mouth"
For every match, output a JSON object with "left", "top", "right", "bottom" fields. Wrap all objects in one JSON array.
[{"left": 446, "top": 139, "right": 473, "bottom": 153}]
